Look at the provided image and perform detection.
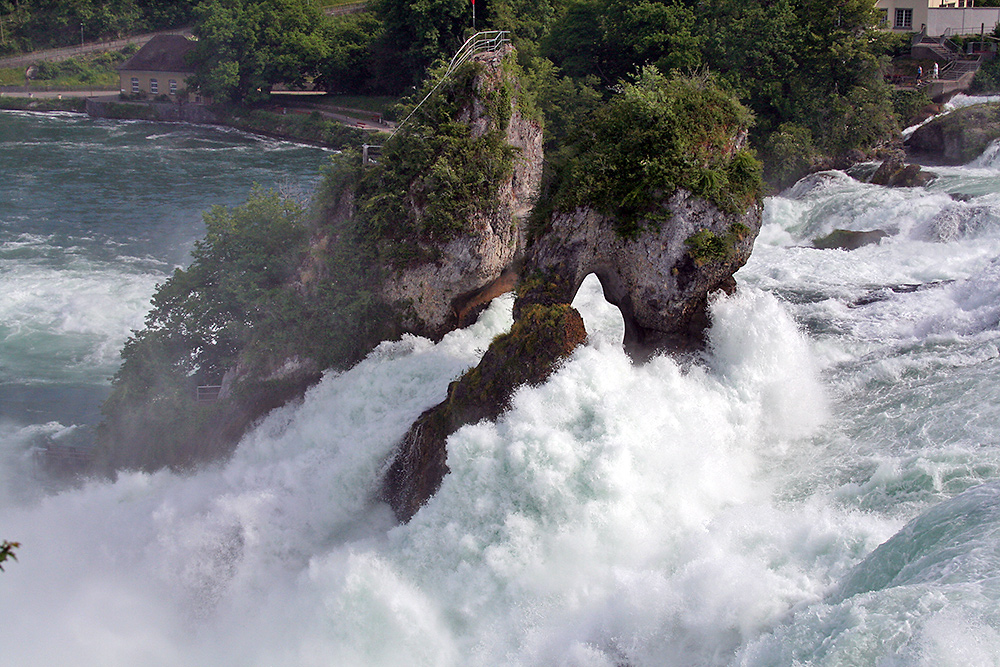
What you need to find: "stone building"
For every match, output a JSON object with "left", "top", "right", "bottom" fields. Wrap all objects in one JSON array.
[{"left": 117, "top": 34, "right": 198, "bottom": 101}]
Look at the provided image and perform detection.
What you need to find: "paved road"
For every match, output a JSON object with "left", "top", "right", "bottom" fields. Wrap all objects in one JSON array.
[{"left": 0, "top": 28, "right": 193, "bottom": 69}]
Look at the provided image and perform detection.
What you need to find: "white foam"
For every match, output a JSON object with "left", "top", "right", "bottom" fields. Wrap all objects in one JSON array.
[{"left": 0, "top": 245, "right": 161, "bottom": 381}]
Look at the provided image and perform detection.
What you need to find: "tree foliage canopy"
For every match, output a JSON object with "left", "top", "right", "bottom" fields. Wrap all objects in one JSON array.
[
  {"left": 188, "top": 0, "right": 329, "bottom": 103},
  {"left": 0, "top": 0, "right": 196, "bottom": 54}
]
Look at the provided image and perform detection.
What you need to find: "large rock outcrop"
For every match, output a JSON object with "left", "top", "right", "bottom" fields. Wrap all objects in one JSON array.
[
  {"left": 908, "top": 102, "right": 1000, "bottom": 164},
  {"left": 381, "top": 189, "right": 762, "bottom": 520},
  {"left": 524, "top": 190, "right": 761, "bottom": 357},
  {"left": 379, "top": 46, "right": 543, "bottom": 339},
  {"left": 380, "top": 71, "right": 765, "bottom": 522},
  {"left": 383, "top": 304, "right": 586, "bottom": 521}
]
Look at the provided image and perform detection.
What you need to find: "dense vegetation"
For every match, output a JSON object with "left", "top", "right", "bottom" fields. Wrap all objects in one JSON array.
[
  {"left": 5, "top": 0, "right": 902, "bottom": 183},
  {"left": 17, "top": 47, "right": 137, "bottom": 90},
  {"left": 355, "top": 57, "right": 519, "bottom": 264},
  {"left": 97, "top": 186, "right": 397, "bottom": 469},
  {"left": 0, "top": 0, "right": 195, "bottom": 53},
  {"left": 187, "top": 0, "right": 330, "bottom": 104},
  {"left": 551, "top": 68, "right": 761, "bottom": 238},
  {"left": 283, "top": 0, "right": 897, "bottom": 186}
]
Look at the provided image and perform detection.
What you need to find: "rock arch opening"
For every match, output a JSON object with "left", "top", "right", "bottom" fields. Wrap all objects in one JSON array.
[{"left": 571, "top": 273, "right": 625, "bottom": 348}]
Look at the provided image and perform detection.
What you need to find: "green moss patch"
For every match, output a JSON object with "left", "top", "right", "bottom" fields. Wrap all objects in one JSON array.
[{"left": 685, "top": 222, "right": 751, "bottom": 266}]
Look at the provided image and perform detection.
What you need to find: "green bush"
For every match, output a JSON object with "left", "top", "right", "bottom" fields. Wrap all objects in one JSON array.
[
  {"left": 760, "top": 122, "right": 818, "bottom": 191},
  {"left": 892, "top": 88, "right": 933, "bottom": 126},
  {"left": 971, "top": 57, "right": 1000, "bottom": 93},
  {"left": 355, "top": 57, "right": 517, "bottom": 264},
  {"left": 28, "top": 50, "right": 128, "bottom": 88},
  {"left": 553, "top": 67, "right": 762, "bottom": 238}
]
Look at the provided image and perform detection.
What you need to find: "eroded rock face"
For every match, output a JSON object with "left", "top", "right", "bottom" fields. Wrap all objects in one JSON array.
[
  {"left": 381, "top": 47, "right": 543, "bottom": 340},
  {"left": 524, "top": 189, "right": 762, "bottom": 357},
  {"left": 380, "top": 189, "right": 763, "bottom": 521}
]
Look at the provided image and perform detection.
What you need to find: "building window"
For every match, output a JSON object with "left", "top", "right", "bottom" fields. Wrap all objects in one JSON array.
[
  {"left": 169, "top": 79, "right": 177, "bottom": 95},
  {"left": 131, "top": 77, "right": 139, "bottom": 94},
  {"left": 150, "top": 78, "right": 158, "bottom": 94},
  {"left": 878, "top": 9, "right": 889, "bottom": 28},
  {"left": 895, "top": 8, "right": 912, "bottom": 29}
]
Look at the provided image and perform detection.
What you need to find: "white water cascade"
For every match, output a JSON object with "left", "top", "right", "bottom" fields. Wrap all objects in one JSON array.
[{"left": 4, "top": 110, "right": 1000, "bottom": 665}]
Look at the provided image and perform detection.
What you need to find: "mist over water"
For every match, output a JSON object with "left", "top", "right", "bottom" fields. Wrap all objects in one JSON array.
[{"left": 5, "top": 110, "right": 1000, "bottom": 664}]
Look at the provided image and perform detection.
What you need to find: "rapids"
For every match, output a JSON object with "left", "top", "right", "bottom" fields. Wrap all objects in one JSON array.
[{"left": 4, "top": 110, "right": 1000, "bottom": 665}]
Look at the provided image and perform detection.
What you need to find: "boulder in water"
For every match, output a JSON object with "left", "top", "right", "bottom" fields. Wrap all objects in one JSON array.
[
  {"left": 907, "top": 102, "right": 1000, "bottom": 164},
  {"left": 869, "top": 154, "right": 935, "bottom": 188},
  {"left": 812, "top": 229, "right": 888, "bottom": 250}
]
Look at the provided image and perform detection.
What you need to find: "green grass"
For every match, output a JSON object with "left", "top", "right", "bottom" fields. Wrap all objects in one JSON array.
[
  {"left": 270, "top": 92, "right": 396, "bottom": 116},
  {"left": 4, "top": 49, "right": 128, "bottom": 92},
  {"left": 24, "top": 74, "right": 118, "bottom": 91},
  {"left": 0, "top": 68, "right": 23, "bottom": 86}
]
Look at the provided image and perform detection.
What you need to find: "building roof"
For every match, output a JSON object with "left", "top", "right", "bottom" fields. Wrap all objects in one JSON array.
[{"left": 118, "top": 34, "right": 196, "bottom": 73}]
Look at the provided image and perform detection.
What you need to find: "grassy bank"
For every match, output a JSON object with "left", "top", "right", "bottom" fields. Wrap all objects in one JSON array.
[
  {"left": 0, "top": 47, "right": 133, "bottom": 92},
  {"left": 0, "top": 95, "right": 86, "bottom": 112}
]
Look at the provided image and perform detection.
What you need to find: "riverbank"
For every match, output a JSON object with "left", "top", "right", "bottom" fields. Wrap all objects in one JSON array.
[
  {"left": 0, "top": 91, "right": 386, "bottom": 151},
  {"left": 0, "top": 93, "right": 86, "bottom": 112}
]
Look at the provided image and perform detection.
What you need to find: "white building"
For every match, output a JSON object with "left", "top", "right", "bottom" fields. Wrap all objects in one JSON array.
[{"left": 876, "top": 0, "right": 1000, "bottom": 36}]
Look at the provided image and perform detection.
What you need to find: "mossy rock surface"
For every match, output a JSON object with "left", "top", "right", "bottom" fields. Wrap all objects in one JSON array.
[{"left": 907, "top": 103, "right": 1000, "bottom": 164}]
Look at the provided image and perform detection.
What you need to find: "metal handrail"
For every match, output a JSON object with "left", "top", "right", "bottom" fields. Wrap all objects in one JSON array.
[{"left": 390, "top": 30, "right": 510, "bottom": 139}]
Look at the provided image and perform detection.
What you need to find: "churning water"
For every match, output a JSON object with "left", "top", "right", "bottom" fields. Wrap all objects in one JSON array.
[{"left": 4, "top": 110, "right": 1000, "bottom": 665}]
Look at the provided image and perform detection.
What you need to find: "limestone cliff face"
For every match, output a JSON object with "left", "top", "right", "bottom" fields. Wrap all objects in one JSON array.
[
  {"left": 382, "top": 185, "right": 763, "bottom": 523},
  {"left": 524, "top": 189, "right": 762, "bottom": 357},
  {"left": 380, "top": 46, "right": 543, "bottom": 339}
]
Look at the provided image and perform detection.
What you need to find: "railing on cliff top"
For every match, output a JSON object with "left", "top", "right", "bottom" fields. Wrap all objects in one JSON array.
[{"left": 388, "top": 30, "right": 511, "bottom": 141}]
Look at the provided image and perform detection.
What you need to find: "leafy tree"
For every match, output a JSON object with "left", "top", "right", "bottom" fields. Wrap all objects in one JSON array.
[
  {"left": 314, "top": 11, "right": 383, "bottom": 94},
  {"left": 540, "top": 0, "right": 608, "bottom": 81},
  {"left": 0, "top": 540, "right": 18, "bottom": 571},
  {"left": 188, "top": 0, "right": 330, "bottom": 104},
  {"left": 483, "top": 0, "right": 573, "bottom": 60},
  {"left": 367, "top": 0, "right": 472, "bottom": 94},
  {"left": 553, "top": 68, "right": 762, "bottom": 238},
  {"left": 0, "top": 0, "right": 195, "bottom": 54},
  {"left": 602, "top": 0, "right": 703, "bottom": 77}
]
